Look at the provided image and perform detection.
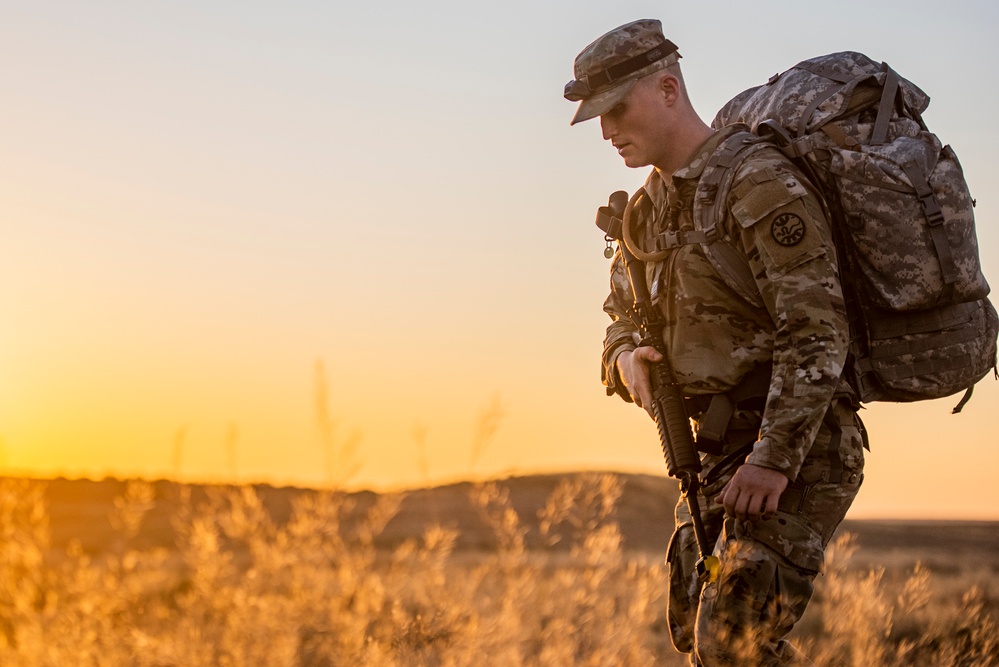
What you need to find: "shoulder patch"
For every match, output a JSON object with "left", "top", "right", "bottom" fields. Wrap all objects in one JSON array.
[
  {"left": 755, "top": 200, "right": 826, "bottom": 274},
  {"left": 771, "top": 212, "right": 806, "bottom": 246}
]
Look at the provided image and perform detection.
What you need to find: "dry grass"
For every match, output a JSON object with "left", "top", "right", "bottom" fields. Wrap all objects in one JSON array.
[{"left": 0, "top": 475, "right": 996, "bottom": 666}]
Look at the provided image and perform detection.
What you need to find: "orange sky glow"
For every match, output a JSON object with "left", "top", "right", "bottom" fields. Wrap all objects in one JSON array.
[{"left": 2, "top": 1, "right": 998, "bottom": 520}]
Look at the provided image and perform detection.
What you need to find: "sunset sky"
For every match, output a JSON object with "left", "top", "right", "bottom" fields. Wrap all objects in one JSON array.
[{"left": 3, "top": 0, "right": 998, "bottom": 519}]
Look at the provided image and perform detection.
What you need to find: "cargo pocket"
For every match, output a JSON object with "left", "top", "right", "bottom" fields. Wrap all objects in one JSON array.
[
  {"left": 739, "top": 511, "right": 824, "bottom": 574},
  {"left": 695, "top": 515, "right": 822, "bottom": 662},
  {"left": 666, "top": 522, "right": 700, "bottom": 654}
]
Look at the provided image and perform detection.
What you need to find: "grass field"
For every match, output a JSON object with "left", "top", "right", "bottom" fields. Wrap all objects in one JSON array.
[{"left": 2, "top": 473, "right": 997, "bottom": 665}]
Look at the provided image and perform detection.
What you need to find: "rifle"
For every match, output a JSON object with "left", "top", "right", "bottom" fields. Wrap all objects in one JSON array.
[{"left": 597, "top": 190, "right": 720, "bottom": 583}]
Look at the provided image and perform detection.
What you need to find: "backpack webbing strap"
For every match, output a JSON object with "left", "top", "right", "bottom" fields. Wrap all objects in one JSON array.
[
  {"left": 900, "top": 160, "right": 960, "bottom": 288},
  {"left": 866, "top": 325, "right": 980, "bottom": 364},
  {"left": 692, "top": 131, "right": 774, "bottom": 307},
  {"left": 794, "top": 60, "right": 855, "bottom": 85},
  {"left": 705, "top": 241, "right": 759, "bottom": 304},
  {"left": 867, "top": 300, "right": 979, "bottom": 339},
  {"left": 697, "top": 130, "right": 760, "bottom": 229},
  {"left": 857, "top": 301, "right": 984, "bottom": 382},
  {"left": 788, "top": 58, "right": 866, "bottom": 140},
  {"left": 862, "top": 354, "right": 974, "bottom": 382},
  {"left": 872, "top": 64, "right": 902, "bottom": 146},
  {"left": 787, "top": 60, "right": 901, "bottom": 146},
  {"left": 796, "top": 84, "right": 848, "bottom": 139},
  {"left": 653, "top": 229, "right": 711, "bottom": 251},
  {"left": 820, "top": 122, "right": 860, "bottom": 150},
  {"left": 952, "top": 386, "right": 975, "bottom": 414}
]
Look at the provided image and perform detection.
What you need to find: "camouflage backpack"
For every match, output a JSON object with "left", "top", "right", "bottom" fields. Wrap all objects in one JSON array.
[{"left": 705, "top": 51, "right": 997, "bottom": 409}]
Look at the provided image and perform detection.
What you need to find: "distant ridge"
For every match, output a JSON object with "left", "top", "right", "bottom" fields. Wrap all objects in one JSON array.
[
  {"left": 12, "top": 474, "right": 999, "bottom": 559},
  {"left": 31, "top": 472, "right": 679, "bottom": 555}
]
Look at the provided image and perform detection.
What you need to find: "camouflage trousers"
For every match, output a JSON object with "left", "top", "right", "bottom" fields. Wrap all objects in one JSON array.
[{"left": 666, "top": 397, "right": 865, "bottom": 666}]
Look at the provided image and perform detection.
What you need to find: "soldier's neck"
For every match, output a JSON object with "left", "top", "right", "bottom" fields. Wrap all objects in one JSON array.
[{"left": 653, "top": 118, "right": 715, "bottom": 176}]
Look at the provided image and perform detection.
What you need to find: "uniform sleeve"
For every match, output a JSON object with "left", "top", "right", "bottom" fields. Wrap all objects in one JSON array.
[
  {"left": 727, "top": 160, "right": 850, "bottom": 479},
  {"left": 601, "top": 250, "right": 639, "bottom": 402}
]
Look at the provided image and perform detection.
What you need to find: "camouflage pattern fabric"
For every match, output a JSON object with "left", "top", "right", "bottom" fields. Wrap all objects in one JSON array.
[
  {"left": 602, "top": 125, "right": 852, "bottom": 479},
  {"left": 711, "top": 52, "right": 988, "bottom": 311},
  {"left": 565, "top": 19, "right": 680, "bottom": 126},
  {"left": 711, "top": 52, "right": 997, "bottom": 404},
  {"left": 600, "top": 124, "right": 862, "bottom": 663},
  {"left": 667, "top": 399, "right": 865, "bottom": 666}
]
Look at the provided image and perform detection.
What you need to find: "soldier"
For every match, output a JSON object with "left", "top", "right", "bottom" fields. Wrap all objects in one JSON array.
[{"left": 565, "top": 20, "right": 866, "bottom": 666}]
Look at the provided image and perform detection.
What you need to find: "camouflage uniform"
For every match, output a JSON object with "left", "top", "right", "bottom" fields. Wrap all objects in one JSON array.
[
  {"left": 601, "top": 127, "right": 865, "bottom": 665},
  {"left": 566, "top": 19, "right": 866, "bottom": 665}
]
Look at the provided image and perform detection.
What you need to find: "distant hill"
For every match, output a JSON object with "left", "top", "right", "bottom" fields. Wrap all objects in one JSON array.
[
  {"left": 23, "top": 474, "right": 999, "bottom": 562},
  {"left": 35, "top": 472, "right": 679, "bottom": 555}
]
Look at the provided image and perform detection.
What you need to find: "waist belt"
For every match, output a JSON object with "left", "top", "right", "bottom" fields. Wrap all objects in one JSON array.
[{"left": 684, "top": 363, "right": 772, "bottom": 455}]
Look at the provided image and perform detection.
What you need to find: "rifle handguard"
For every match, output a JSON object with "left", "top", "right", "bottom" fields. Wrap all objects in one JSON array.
[{"left": 651, "top": 366, "right": 702, "bottom": 479}]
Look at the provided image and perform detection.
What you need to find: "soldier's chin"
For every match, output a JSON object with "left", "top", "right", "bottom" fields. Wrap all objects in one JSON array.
[
  {"left": 616, "top": 146, "right": 647, "bottom": 168},
  {"left": 621, "top": 154, "right": 650, "bottom": 169}
]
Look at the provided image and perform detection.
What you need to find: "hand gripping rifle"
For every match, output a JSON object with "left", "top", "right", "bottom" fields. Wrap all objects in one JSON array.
[{"left": 596, "top": 190, "right": 720, "bottom": 584}]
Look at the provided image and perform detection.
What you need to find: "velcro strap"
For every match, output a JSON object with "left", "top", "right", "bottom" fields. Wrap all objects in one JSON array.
[{"left": 731, "top": 173, "right": 804, "bottom": 228}]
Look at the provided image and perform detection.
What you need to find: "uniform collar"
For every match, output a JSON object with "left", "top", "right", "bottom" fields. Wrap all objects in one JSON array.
[{"left": 659, "top": 124, "right": 745, "bottom": 183}]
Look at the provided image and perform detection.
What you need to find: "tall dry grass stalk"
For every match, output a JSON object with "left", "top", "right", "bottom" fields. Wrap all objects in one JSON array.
[
  {"left": 0, "top": 475, "right": 995, "bottom": 666},
  {"left": 313, "top": 358, "right": 362, "bottom": 488},
  {"left": 783, "top": 531, "right": 998, "bottom": 667},
  {"left": 467, "top": 394, "right": 505, "bottom": 474}
]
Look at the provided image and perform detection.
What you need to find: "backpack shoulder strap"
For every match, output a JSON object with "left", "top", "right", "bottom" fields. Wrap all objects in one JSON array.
[
  {"left": 695, "top": 129, "right": 763, "bottom": 236},
  {"left": 692, "top": 129, "right": 773, "bottom": 306}
]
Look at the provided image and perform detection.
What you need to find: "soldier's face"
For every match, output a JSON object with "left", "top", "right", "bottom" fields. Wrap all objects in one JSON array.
[
  {"left": 600, "top": 80, "right": 666, "bottom": 168},
  {"left": 599, "top": 75, "right": 672, "bottom": 169}
]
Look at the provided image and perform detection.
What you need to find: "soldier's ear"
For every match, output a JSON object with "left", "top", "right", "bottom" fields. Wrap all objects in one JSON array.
[{"left": 658, "top": 73, "right": 681, "bottom": 106}]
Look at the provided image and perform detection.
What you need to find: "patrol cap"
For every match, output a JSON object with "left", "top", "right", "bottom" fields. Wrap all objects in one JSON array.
[{"left": 564, "top": 19, "right": 680, "bottom": 126}]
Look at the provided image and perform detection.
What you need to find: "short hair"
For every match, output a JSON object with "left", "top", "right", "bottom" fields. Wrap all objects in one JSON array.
[{"left": 638, "top": 62, "right": 690, "bottom": 102}]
